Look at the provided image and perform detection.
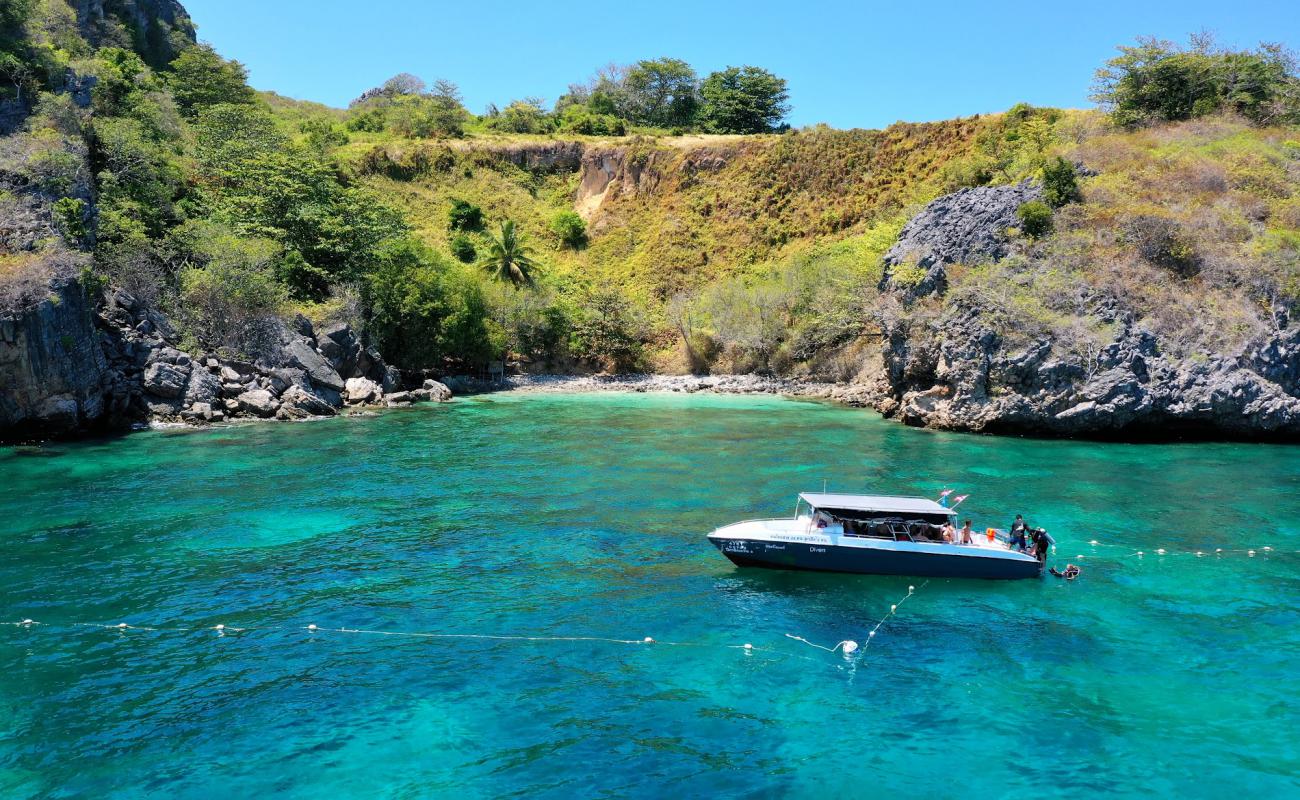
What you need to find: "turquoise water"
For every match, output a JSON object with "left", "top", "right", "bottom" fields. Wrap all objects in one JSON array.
[{"left": 2, "top": 392, "right": 1298, "bottom": 799}]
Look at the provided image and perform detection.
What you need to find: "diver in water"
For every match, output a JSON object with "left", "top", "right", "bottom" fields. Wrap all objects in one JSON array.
[{"left": 1049, "top": 564, "right": 1081, "bottom": 580}]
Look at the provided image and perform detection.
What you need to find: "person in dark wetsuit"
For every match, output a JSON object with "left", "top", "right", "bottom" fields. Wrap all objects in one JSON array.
[
  {"left": 1050, "top": 564, "right": 1081, "bottom": 580},
  {"left": 1030, "top": 528, "right": 1050, "bottom": 562}
]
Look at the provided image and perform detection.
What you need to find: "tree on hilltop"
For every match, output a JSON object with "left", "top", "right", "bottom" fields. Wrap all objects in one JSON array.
[
  {"left": 624, "top": 58, "right": 699, "bottom": 127},
  {"left": 699, "top": 66, "right": 790, "bottom": 133},
  {"left": 1092, "top": 35, "right": 1300, "bottom": 126}
]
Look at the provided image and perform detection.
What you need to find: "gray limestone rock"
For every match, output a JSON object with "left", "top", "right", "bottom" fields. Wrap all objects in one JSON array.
[
  {"left": 143, "top": 360, "right": 190, "bottom": 399},
  {"left": 881, "top": 180, "right": 1042, "bottom": 298},
  {"left": 237, "top": 389, "right": 279, "bottom": 418}
]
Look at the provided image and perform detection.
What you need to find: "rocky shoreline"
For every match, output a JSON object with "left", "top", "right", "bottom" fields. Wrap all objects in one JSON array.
[
  {"left": 458, "top": 373, "right": 841, "bottom": 398},
  {"left": 0, "top": 278, "right": 454, "bottom": 442}
]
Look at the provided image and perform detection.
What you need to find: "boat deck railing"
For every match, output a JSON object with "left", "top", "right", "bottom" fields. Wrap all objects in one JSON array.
[{"left": 713, "top": 518, "right": 1040, "bottom": 558}]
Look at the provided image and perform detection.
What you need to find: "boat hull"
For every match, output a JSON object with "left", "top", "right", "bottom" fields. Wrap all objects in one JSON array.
[{"left": 710, "top": 536, "right": 1043, "bottom": 580}]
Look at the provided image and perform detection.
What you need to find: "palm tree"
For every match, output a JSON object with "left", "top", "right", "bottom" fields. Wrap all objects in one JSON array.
[{"left": 481, "top": 220, "right": 538, "bottom": 288}]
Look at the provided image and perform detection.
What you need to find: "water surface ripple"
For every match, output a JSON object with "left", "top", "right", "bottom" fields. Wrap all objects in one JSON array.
[{"left": 2, "top": 393, "right": 1298, "bottom": 798}]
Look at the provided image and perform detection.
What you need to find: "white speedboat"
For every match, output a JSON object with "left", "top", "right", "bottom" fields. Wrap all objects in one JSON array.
[{"left": 708, "top": 492, "right": 1049, "bottom": 580}]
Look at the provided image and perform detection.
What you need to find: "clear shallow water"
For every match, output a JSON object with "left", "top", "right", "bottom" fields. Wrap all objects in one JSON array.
[{"left": 1, "top": 392, "right": 1298, "bottom": 799}]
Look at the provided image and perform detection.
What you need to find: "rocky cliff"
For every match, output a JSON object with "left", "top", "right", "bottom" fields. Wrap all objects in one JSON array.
[
  {"left": 0, "top": 276, "right": 108, "bottom": 437},
  {"left": 72, "top": 0, "right": 195, "bottom": 67},
  {"left": 0, "top": 282, "right": 453, "bottom": 442},
  {"left": 842, "top": 181, "right": 1300, "bottom": 439}
]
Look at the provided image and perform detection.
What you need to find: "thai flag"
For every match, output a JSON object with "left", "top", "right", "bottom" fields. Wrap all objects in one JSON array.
[
  {"left": 939, "top": 489, "right": 953, "bottom": 506},
  {"left": 951, "top": 494, "right": 970, "bottom": 507}
]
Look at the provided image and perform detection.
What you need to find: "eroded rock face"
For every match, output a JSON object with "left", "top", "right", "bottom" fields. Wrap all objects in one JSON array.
[
  {"left": 0, "top": 277, "right": 109, "bottom": 437},
  {"left": 142, "top": 361, "right": 189, "bottom": 398},
  {"left": 874, "top": 301, "right": 1300, "bottom": 438},
  {"left": 479, "top": 141, "right": 584, "bottom": 173},
  {"left": 862, "top": 182, "right": 1300, "bottom": 439},
  {"left": 881, "top": 180, "right": 1041, "bottom": 298}
]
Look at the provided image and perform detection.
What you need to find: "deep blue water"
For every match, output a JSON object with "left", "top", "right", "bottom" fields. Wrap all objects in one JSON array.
[{"left": 1, "top": 392, "right": 1298, "bottom": 798}]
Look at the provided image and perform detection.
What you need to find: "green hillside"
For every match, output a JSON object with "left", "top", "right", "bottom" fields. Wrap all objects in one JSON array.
[{"left": 2, "top": 3, "right": 1298, "bottom": 387}]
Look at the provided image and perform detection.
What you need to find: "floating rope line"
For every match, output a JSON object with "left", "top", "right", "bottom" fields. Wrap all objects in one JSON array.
[
  {"left": 1063, "top": 541, "right": 1292, "bottom": 561},
  {"left": 0, "top": 617, "right": 842, "bottom": 664},
  {"left": 5, "top": 585, "right": 928, "bottom": 665},
  {"left": 785, "top": 581, "right": 926, "bottom": 658}
]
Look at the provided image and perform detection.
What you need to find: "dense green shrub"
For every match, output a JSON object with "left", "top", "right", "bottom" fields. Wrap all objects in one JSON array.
[
  {"left": 1092, "top": 36, "right": 1300, "bottom": 127},
  {"left": 300, "top": 118, "right": 349, "bottom": 152},
  {"left": 387, "top": 93, "right": 467, "bottom": 138},
  {"left": 570, "top": 291, "right": 643, "bottom": 371},
  {"left": 363, "top": 238, "right": 494, "bottom": 369},
  {"left": 1042, "top": 156, "right": 1081, "bottom": 207},
  {"left": 549, "top": 211, "right": 587, "bottom": 249},
  {"left": 487, "top": 99, "right": 554, "bottom": 134},
  {"left": 449, "top": 233, "right": 476, "bottom": 263},
  {"left": 174, "top": 223, "right": 288, "bottom": 353},
  {"left": 346, "top": 107, "right": 385, "bottom": 132},
  {"left": 52, "top": 197, "right": 87, "bottom": 241},
  {"left": 557, "top": 106, "right": 625, "bottom": 136},
  {"left": 447, "top": 198, "right": 484, "bottom": 232},
  {"left": 1016, "top": 200, "right": 1053, "bottom": 238}
]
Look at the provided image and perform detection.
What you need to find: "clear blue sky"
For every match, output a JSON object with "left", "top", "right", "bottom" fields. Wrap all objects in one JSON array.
[{"left": 183, "top": 0, "right": 1299, "bottom": 129}]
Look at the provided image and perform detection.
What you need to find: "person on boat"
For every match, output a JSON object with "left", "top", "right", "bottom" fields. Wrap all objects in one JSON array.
[
  {"left": 959, "top": 519, "right": 974, "bottom": 545},
  {"left": 940, "top": 521, "right": 957, "bottom": 542},
  {"left": 1050, "top": 564, "right": 1081, "bottom": 580},
  {"left": 1009, "top": 515, "right": 1029, "bottom": 551},
  {"left": 1030, "top": 528, "right": 1051, "bottom": 561}
]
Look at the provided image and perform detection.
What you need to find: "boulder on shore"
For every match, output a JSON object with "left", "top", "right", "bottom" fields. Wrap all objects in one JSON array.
[
  {"left": 278, "top": 384, "right": 338, "bottom": 418},
  {"left": 422, "top": 379, "right": 453, "bottom": 402},
  {"left": 237, "top": 389, "right": 279, "bottom": 418},
  {"left": 344, "top": 377, "right": 381, "bottom": 404},
  {"left": 142, "top": 360, "right": 189, "bottom": 399}
]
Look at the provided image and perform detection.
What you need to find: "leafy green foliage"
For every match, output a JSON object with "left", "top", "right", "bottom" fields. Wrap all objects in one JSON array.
[
  {"left": 52, "top": 196, "right": 87, "bottom": 241},
  {"left": 362, "top": 238, "right": 494, "bottom": 369},
  {"left": 940, "top": 104, "right": 1062, "bottom": 190},
  {"left": 1041, "top": 156, "right": 1080, "bottom": 207},
  {"left": 487, "top": 98, "right": 554, "bottom": 134},
  {"left": 447, "top": 198, "right": 484, "bottom": 232},
  {"left": 549, "top": 210, "right": 586, "bottom": 249},
  {"left": 300, "top": 118, "right": 349, "bottom": 153},
  {"left": 556, "top": 106, "right": 625, "bottom": 136},
  {"left": 386, "top": 93, "right": 467, "bottom": 138},
  {"left": 174, "top": 222, "right": 288, "bottom": 353},
  {"left": 699, "top": 66, "right": 790, "bottom": 133},
  {"left": 623, "top": 58, "right": 699, "bottom": 127},
  {"left": 569, "top": 290, "right": 642, "bottom": 371},
  {"left": 194, "top": 103, "right": 406, "bottom": 299},
  {"left": 449, "top": 233, "right": 476, "bottom": 263},
  {"left": 1092, "top": 36, "right": 1300, "bottom": 127},
  {"left": 481, "top": 220, "right": 538, "bottom": 287},
  {"left": 1016, "top": 200, "right": 1053, "bottom": 238},
  {"left": 347, "top": 107, "right": 385, "bottom": 132},
  {"left": 167, "top": 43, "right": 255, "bottom": 117}
]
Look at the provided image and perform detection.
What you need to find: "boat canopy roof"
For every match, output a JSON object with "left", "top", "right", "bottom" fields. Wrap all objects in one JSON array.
[{"left": 799, "top": 492, "right": 957, "bottom": 517}]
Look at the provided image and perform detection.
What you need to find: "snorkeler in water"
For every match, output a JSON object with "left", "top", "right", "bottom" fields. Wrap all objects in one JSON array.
[{"left": 1049, "top": 564, "right": 1081, "bottom": 580}]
